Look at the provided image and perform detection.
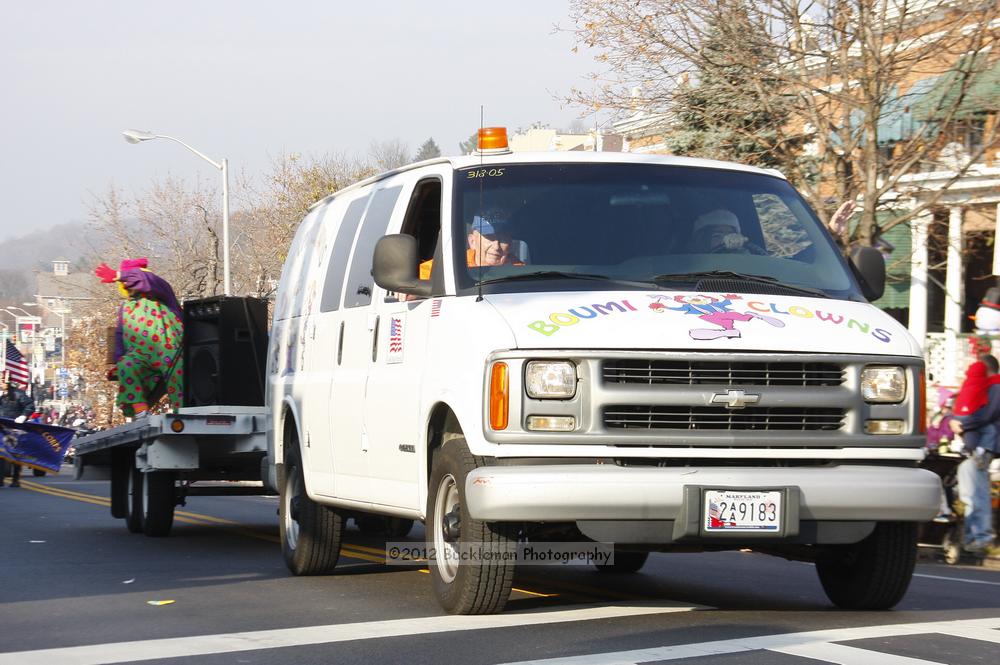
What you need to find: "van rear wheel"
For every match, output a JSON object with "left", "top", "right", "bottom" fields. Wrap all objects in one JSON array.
[
  {"left": 816, "top": 521, "right": 917, "bottom": 610},
  {"left": 280, "top": 439, "right": 343, "bottom": 575},
  {"left": 595, "top": 549, "right": 649, "bottom": 574},
  {"left": 427, "top": 438, "right": 515, "bottom": 615}
]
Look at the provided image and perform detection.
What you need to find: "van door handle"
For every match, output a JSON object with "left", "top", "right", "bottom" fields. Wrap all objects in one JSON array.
[
  {"left": 371, "top": 315, "right": 380, "bottom": 362},
  {"left": 337, "top": 321, "right": 345, "bottom": 366}
]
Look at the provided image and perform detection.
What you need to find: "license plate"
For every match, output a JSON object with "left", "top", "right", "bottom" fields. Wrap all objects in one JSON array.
[{"left": 704, "top": 490, "right": 782, "bottom": 532}]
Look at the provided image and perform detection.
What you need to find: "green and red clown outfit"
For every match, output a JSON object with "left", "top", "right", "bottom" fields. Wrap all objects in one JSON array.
[{"left": 95, "top": 259, "right": 184, "bottom": 417}]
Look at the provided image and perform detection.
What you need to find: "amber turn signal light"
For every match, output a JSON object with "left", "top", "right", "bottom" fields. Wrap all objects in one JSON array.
[{"left": 489, "top": 362, "right": 509, "bottom": 430}]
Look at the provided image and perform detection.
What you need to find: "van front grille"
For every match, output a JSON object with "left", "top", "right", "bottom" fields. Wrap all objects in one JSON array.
[
  {"left": 602, "top": 360, "right": 844, "bottom": 387},
  {"left": 603, "top": 406, "right": 846, "bottom": 431}
]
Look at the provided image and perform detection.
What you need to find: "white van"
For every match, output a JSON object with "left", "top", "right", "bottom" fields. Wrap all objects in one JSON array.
[{"left": 268, "top": 129, "right": 939, "bottom": 614}]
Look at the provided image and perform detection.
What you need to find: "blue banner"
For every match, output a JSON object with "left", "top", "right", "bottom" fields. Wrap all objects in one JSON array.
[{"left": 0, "top": 418, "right": 75, "bottom": 474}]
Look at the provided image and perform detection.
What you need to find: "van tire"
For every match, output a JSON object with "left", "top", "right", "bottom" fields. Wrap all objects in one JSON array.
[
  {"left": 125, "top": 464, "right": 144, "bottom": 534},
  {"left": 595, "top": 549, "right": 648, "bottom": 574},
  {"left": 816, "top": 521, "right": 917, "bottom": 610},
  {"left": 427, "top": 438, "right": 515, "bottom": 615},
  {"left": 142, "top": 471, "right": 176, "bottom": 537},
  {"left": 280, "top": 441, "right": 343, "bottom": 575}
]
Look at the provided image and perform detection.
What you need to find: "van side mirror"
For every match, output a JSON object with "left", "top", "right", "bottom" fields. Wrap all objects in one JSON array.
[
  {"left": 373, "top": 234, "right": 433, "bottom": 298},
  {"left": 850, "top": 245, "right": 885, "bottom": 302}
]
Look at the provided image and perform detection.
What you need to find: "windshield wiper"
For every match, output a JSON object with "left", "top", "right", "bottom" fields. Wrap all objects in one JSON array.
[
  {"left": 478, "top": 271, "right": 656, "bottom": 288},
  {"left": 650, "top": 271, "right": 830, "bottom": 299}
]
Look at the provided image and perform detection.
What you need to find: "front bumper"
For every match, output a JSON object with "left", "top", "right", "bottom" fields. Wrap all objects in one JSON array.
[{"left": 465, "top": 464, "right": 940, "bottom": 523}]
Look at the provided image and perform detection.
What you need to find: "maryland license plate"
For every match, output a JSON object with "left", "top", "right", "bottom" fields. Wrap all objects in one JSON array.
[{"left": 704, "top": 490, "right": 782, "bottom": 532}]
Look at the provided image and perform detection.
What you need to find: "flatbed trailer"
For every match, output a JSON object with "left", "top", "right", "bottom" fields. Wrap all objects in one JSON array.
[{"left": 73, "top": 405, "right": 272, "bottom": 536}]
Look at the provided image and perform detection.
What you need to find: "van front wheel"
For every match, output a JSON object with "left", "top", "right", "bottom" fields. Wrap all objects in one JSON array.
[
  {"left": 280, "top": 441, "right": 343, "bottom": 575},
  {"left": 815, "top": 521, "right": 917, "bottom": 610},
  {"left": 427, "top": 438, "right": 515, "bottom": 614}
]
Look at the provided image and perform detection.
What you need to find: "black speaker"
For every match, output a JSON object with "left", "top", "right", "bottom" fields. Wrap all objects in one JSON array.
[{"left": 183, "top": 296, "right": 268, "bottom": 407}]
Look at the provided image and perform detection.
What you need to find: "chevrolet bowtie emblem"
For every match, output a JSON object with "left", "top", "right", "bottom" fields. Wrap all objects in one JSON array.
[{"left": 710, "top": 389, "right": 761, "bottom": 409}]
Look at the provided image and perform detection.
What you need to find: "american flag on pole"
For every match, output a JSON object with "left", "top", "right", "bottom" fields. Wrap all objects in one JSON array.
[{"left": 5, "top": 339, "right": 30, "bottom": 388}]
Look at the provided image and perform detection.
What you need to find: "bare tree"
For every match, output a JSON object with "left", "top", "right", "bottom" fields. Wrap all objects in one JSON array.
[
  {"left": 568, "top": 0, "right": 1000, "bottom": 246},
  {"left": 368, "top": 138, "right": 411, "bottom": 171},
  {"left": 234, "top": 152, "right": 376, "bottom": 299}
]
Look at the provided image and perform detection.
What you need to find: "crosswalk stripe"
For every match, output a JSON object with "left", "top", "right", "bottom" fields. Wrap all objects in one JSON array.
[
  {"left": 0, "top": 603, "right": 696, "bottom": 665},
  {"left": 771, "top": 642, "right": 946, "bottom": 664},
  {"left": 499, "top": 617, "right": 1000, "bottom": 664},
  {"left": 935, "top": 625, "right": 1000, "bottom": 644},
  {"left": 913, "top": 573, "right": 1000, "bottom": 587}
]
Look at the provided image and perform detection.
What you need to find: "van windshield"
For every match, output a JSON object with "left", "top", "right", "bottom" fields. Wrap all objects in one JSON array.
[{"left": 452, "top": 163, "right": 863, "bottom": 300}]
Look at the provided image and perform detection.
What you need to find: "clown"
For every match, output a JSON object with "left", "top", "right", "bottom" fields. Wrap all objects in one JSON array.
[
  {"left": 651, "top": 294, "right": 785, "bottom": 340},
  {"left": 95, "top": 258, "right": 184, "bottom": 418}
]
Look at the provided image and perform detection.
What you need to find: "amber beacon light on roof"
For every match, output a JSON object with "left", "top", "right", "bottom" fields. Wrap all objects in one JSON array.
[{"left": 476, "top": 127, "right": 511, "bottom": 155}]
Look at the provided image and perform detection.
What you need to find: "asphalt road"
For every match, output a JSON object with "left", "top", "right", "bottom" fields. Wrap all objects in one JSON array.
[{"left": 1, "top": 470, "right": 998, "bottom": 665}]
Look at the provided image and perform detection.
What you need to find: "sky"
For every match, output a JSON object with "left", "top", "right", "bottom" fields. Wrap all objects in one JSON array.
[{"left": 0, "top": 1, "right": 599, "bottom": 242}]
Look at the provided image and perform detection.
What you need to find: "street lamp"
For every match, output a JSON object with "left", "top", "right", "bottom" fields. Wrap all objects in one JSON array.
[{"left": 122, "top": 129, "right": 231, "bottom": 295}]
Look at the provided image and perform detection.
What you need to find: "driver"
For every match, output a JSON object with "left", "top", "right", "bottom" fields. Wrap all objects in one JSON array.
[
  {"left": 418, "top": 214, "right": 524, "bottom": 280},
  {"left": 689, "top": 209, "right": 762, "bottom": 254},
  {"left": 466, "top": 216, "right": 522, "bottom": 268}
]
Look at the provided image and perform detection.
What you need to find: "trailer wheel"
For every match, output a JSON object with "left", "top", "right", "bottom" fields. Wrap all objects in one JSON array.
[
  {"left": 142, "top": 471, "right": 176, "bottom": 537},
  {"left": 595, "top": 549, "right": 649, "bottom": 574},
  {"left": 427, "top": 437, "right": 515, "bottom": 615},
  {"left": 124, "top": 464, "right": 144, "bottom": 534},
  {"left": 280, "top": 440, "right": 343, "bottom": 575},
  {"left": 816, "top": 521, "right": 917, "bottom": 610},
  {"left": 110, "top": 449, "right": 130, "bottom": 519}
]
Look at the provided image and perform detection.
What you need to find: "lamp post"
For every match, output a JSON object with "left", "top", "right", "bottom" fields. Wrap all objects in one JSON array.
[{"left": 122, "top": 129, "right": 231, "bottom": 295}]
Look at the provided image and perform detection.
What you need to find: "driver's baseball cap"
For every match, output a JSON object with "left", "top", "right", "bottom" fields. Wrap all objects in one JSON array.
[{"left": 470, "top": 215, "right": 508, "bottom": 236}]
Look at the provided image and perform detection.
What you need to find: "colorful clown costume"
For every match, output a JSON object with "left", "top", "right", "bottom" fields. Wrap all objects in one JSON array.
[{"left": 101, "top": 263, "right": 184, "bottom": 417}]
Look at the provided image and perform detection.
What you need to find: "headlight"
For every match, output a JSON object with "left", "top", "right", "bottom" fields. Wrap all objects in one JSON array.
[
  {"left": 861, "top": 366, "right": 906, "bottom": 403},
  {"left": 525, "top": 361, "right": 577, "bottom": 399}
]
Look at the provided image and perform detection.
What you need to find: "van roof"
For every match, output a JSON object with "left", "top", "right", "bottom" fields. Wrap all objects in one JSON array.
[{"left": 308, "top": 152, "right": 786, "bottom": 211}]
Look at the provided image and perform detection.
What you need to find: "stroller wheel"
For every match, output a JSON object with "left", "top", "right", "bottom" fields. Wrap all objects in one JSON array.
[{"left": 942, "top": 530, "right": 962, "bottom": 565}]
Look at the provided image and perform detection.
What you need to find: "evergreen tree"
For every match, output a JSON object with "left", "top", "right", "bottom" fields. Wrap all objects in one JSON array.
[
  {"left": 414, "top": 138, "right": 442, "bottom": 161},
  {"left": 662, "top": 14, "right": 796, "bottom": 170}
]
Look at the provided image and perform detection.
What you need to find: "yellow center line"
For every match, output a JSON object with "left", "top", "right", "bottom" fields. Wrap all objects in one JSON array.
[{"left": 21, "top": 481, "right": 591, "bottom": 600}]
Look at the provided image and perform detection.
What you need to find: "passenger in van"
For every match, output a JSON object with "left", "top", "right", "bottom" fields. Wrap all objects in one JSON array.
[{"left": 688, "top": 209, "right": 765, "bottom": 255}]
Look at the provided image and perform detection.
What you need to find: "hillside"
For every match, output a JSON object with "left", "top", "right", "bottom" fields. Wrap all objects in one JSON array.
[{"left": 0, "top": 221, "right": 98, "bottom": 304}]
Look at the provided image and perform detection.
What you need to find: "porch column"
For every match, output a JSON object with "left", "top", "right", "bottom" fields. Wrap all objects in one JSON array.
[
  {"left": 944, "top": 206, "right": 965, "bottom": 384},
  {"left": 908, "top": 211, "right": 931, "bottom": 349}
]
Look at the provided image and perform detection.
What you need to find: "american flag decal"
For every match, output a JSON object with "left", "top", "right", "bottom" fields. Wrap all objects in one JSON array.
[
  {"left": 4, "top": 340, "right": 29, "bottom": 388},
  {"left": 387, "top": 315, "right": 404, "bottom": 363},
  {"left": 430, "top": 299, "right": 442, "bottom": 318}
]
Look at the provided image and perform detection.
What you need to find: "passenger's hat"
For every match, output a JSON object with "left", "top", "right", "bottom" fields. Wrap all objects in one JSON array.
[{"left": 692, "top": 209, "right": 741, "bottom": 236}]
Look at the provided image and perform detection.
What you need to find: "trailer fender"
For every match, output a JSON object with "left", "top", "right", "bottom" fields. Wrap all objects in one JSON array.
[{"left": 136, "top": 436, "right": 199, "bottom": 472}]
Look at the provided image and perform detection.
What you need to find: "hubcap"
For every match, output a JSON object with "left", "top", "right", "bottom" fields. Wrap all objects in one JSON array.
[
  {"left": 284, "top": 466, "right": 301, "bottom": 551},
  {"left": 433, "top": 473, "right": 461, "bottom": 583}
]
